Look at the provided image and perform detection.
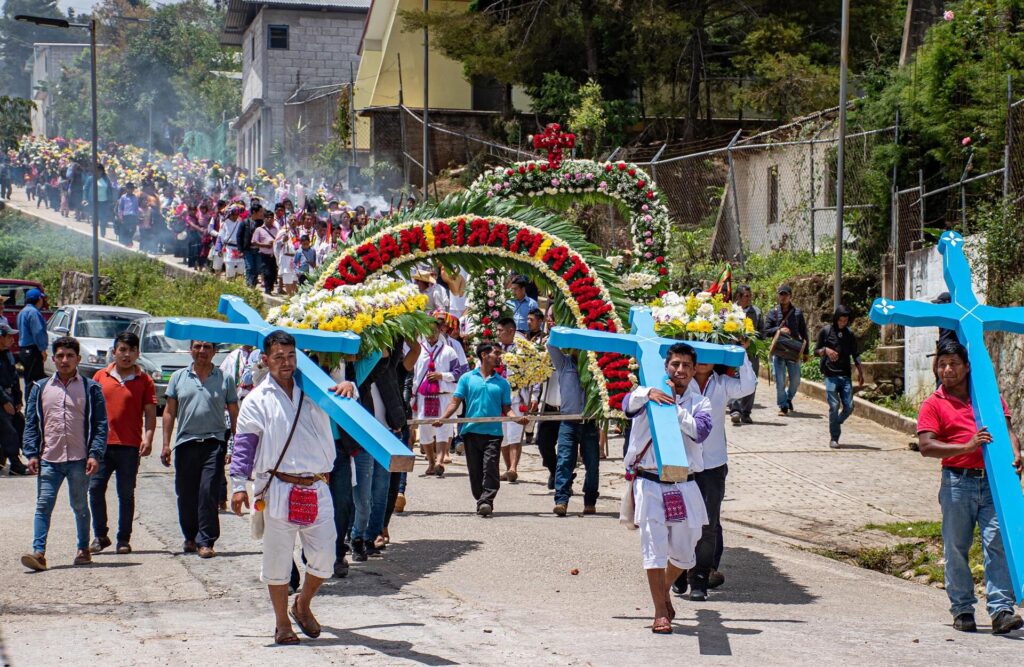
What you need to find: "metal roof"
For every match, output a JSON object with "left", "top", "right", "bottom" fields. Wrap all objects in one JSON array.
[{"left": 222, "top": 0, "right": 370, "bottom": 46}]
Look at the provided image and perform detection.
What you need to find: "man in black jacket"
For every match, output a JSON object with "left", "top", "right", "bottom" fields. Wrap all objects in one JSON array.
[
  {"left": 815, "top": 305, "right": 864, "bottom": 448},
  {"left": 238, "top": 203, "right": 264, "bottom": 289},
  {"left": 763, "top": 284, "right": 809, "bottom": 416},
  {"left": 0, "top": 322, "right": 28, "bottom": 475}
]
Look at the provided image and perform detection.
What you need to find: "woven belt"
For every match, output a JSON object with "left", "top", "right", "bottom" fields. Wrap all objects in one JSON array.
[
  {"left": 636, "top": 469, "right": 695, "bottom": 484},
  {"left": 273, "top": 471, "right": 330, "bottom": 486},
  {"left": 945, "top": 466, "right": 985, "bottom": 478}
]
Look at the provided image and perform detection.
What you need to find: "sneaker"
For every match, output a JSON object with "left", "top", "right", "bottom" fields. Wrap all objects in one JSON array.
[
  {"left": 688, "top": 587, "right": 708, "bottom": 602},
  {"left": 395, "top": 492, "right": 407, "bottom": 513},
  {"left": 334, "top": 558, "right": 350, "bottom": 578},
  {"left": 73, "top": 549, "right": 92, "bottom": 565},
  {"left": 741, "top": 415, "right": 753, "bottom": 424},
  {"left": 583, "top": 505, "right": 596, "bottom": 515},
  {"left": 20, "top": 552, "right": 47, "bottom": 572},
  {"left": 352, "top": 539, "right": 368, "bottom": 562},
  {"left": 730, "top": 412, "right": 742, "bottom": 425},
  {"left": 477, "top": 503, "right": 493, "bottom": 517},
  {"left": 953, "top": 613, "right": 977, "bottom": 633},
  {"left": 116, "top": 543, "right": 132, "bottom": 555},
  {"left": 708, "top": 569, "right": 725, "bottom": 589},
  {"left": 829, "top": 440, "right": 840, "bottom": 449},
  {"left": 553, "top": 503, "right": 568, "bottom": 517},
  {"left": 672, "top": 570, "right": 688, "bottom": 596},
  {"left": 992, "top": 609, "right": 1024, "bottom": 635},
  {"left": 89, "top": 536, "right": 112, "bottom": 553}
]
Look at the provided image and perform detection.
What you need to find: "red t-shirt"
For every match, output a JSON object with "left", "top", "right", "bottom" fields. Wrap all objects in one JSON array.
[
  {"left": 916, "top": 385, "right": 1010, "bottom": 469},
  {"left": 94, "top": 364, "right": 157, "bottom": 447}
]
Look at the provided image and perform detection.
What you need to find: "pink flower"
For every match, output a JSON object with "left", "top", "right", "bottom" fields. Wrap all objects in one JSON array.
[
  {"left": 962, "top": 137, "right": 972, "bottom": 146},
  {"left": 943, "top": 10, "right": 954, "bottom": 21},
  {"left": 551, "top": 178, "right": 560, "bottom": 186},
  {"left": 644, "top": 252, "right": 653, "bottom": 259},
  {"left": 645, "top": 238, "right": 653, "bottom": 246},
  {"left": 641, "top": 204, "right": 649, "bottom": 212}
]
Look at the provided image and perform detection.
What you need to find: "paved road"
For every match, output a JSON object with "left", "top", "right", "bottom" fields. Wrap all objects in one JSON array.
[{"left": 2, "top": 387, "right": 1021, "bottom": 665}]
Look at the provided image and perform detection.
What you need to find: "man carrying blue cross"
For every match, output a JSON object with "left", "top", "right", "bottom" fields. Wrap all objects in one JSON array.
[
  {"left": 870, "top": 230, "right": 1024, "bottom": 635},
  {"left": 166, "top": 295, "right": 414, "bottom": 645},
  {"left": 549, "top": 307, "right": 745, "bottom": 634}
]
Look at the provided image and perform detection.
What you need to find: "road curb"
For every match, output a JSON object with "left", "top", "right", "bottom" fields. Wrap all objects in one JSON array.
[{"left": 758, "top": 366, "right": 918, "bottom": 436}]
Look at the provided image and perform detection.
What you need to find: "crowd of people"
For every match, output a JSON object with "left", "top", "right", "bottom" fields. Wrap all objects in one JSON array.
[{"left": 3, "top": 150, "right": 1023, "bottom": 638}]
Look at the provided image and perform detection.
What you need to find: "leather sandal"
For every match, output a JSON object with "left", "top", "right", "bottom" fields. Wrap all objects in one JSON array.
[
  {"left": 651, "top": 616, "right": 673, "bottom": 634},
  {"left": 289, "top": 603, "right": 321, "bottom": 638},
  {"left": 274, "top": 627, "right": 300, "bottom": 645}
]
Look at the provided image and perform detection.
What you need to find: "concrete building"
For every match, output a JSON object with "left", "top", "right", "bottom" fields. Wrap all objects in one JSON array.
[
  {"left": 221, "top": 0, "right": 370, "bottom": 172},
  {"left": 29, "top": 43, "right": 90, "bottom": 137}
]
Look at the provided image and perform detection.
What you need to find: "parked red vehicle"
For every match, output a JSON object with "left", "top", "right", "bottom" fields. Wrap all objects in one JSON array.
[{"left": 1, "top": 279, "right": 53, "bottom": 353}]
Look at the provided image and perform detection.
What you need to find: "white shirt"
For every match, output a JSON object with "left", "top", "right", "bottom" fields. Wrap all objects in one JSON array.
[
  {"left": 413, "top": 338, "right": 459, "bottom": 394},
  {"left": 443, "top": 335, "right": 468, "bottom": 370},
  {"left": 421, "top": 283, "right": 449, "bottom": 313},
  {"left": 231, "top": 375, "right": 336, "bottom": 493},
  {"left": 688, "top": 356, "right": 756, "bottom": 469},
  {"left": 623, "top": 385, "right": 711, "bottom": 474}
]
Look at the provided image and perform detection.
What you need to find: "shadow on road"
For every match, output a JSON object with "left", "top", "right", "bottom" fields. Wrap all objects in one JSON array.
[
  {"left": 321, "top": 539, "right": 481, "bottom": 597},
  {"left": 295, "top": 622, "right": 458, "bottom": 664},
  {"left": 709, "top": 546, "right": 817, "bottom": 606}
]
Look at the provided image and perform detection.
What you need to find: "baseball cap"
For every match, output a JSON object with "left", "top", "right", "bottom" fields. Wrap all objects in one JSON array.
[
  {"left": 0, "top": 321, "right": 17, "bottom": 336},
  {"left": 777, "top": 284, "right": 792, "bottom": 295},
  {"left": 25, "top": 288, "right": 46, "bottom": 303}
]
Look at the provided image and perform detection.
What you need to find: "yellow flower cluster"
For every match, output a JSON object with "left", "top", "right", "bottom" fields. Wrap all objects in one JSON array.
[
  {"left": 269, "top": 278, "right": 428, "bottom": 335},
  {"left": 502, "top": 339, "right": 554, "bottom": 391}
]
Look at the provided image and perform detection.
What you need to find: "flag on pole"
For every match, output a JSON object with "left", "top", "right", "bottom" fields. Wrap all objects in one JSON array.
[{"left": 708, "top": 264, "right": 733, "bottom": 302}]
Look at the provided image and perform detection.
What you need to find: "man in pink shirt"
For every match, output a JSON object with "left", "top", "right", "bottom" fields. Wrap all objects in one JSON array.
[
  {"left": 20, "top": 336, "right": 108, "bottom": 571},
  {"left": 917, "top": 340, "right": 1023, "bottom": 635}
]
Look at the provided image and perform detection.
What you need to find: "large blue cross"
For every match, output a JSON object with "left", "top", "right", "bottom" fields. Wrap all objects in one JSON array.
[
  {"left": 164, "top": 295, "right": 415, "bottom": 472},
  {"left": 548, "top": 306, "right": 746, "bottom": 481},
  {"left": 870, "top": 230, "right": 1024, "bottom": 603}
]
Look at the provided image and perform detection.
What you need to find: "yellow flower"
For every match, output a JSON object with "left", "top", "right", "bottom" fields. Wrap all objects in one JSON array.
[
  {"left": 424, "top": 224, "right": 436, "bottom": 251},
  {"left": 744, "top": 317, "right": 755, "bottom": 333},
  {"left": 534, "top": 239, "right": 553, "bottom": 261},
  {"left": 723, "top": 321, "right": 739, "bottom": 333}
]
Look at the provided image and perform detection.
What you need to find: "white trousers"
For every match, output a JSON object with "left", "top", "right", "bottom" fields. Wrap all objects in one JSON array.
[
  {"left": 224, "top": 257, "right": 244, "bottom": 279},
  {"left": 417, "top": 393, "right": 453, "bottom": 443},
  {"left": 502, "top": 390, "right": 526, "bottom": 447},
  {"left": 260, "top": 480, "right": 336, "bottom": 584}
]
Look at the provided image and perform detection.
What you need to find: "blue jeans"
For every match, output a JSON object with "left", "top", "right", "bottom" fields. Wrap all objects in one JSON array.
[
  {"left": 329, "top": 445, "right": 354, "bottom": 559},
  {"left": 772, "top": 356, "right": 801, "bottom": 409},
  {"left": 351, "top": 451, "right": 390, "bottom": 542},
  {"left": 243, "top": 249, "right": 261, "bottom": 288},
  {"left": 824, "top": 375, "right": 854, "bottom": 441},
  {"left": 938, "top": 467, "right": 1015, "bottom": 618},
  {"left": 554, "top": 420, "right": 600, "bottom": 507},
  {"left": 33, "top": 459, "right": 91, "bottom": 554}
]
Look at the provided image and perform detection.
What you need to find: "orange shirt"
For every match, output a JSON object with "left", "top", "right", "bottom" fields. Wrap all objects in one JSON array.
[{"left": 94, "top": 364, "right": 156, "bottom": 447}]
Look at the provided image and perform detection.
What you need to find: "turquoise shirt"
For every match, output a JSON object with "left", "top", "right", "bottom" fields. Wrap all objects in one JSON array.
[
  {"left": 453, "top": 368, "right": 512, "bottom": 437},
  {"left": 166, "top": 364, "right": 237, "bottom": 448}
]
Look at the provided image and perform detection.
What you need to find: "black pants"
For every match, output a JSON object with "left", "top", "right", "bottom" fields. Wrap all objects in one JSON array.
[
  {"left": 260, "top": 254, "right": 278, "bottom": 294},
  {"left": 119, "top": 214, "right": 138, "bottom": 246},
  {"left": 535, "top": 405, "right": 560, "bottom": 478},
  {"left": 689, "top": 463, "right": 728, "bottom": 587},
  {"left": 330, "top": 445, "right": 354, "bottom": 560},
  {"left": 19, "top": 347, "right": 45, "bottom": 399},
  {"left": 728, "top": 356, "right": 760, "bottom": 417},
  {"left": 173, "top": 439, "right": 223, "bottom": 547},
  {"left": 88, "top": 444, "right": 141, "bottom": 543},
  {"left": 463, "top": 433, "right": 502, "bottom": 508},
  {"left": 0, "top": 410, "right": 26, "bottom": 473}
]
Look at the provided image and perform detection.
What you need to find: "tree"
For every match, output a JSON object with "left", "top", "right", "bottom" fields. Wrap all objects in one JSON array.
[
  {"left": 0, "top": 94, "right": 33, "bottom": 148},
  {"left": 0, "top": 0, "right": 83, "bottom": 97}
]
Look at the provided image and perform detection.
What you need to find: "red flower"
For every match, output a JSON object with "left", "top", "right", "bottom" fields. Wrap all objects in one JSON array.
[
  {"left": 617, "top": 162, "right": 627, "bottom": 171},
  {"left": 628, "top": 168, "right": 636, "bottom": 176},
  {"left": 506, "top": 168, "right": 514, "bottom": 176},
  {"left": 539, "top": 163, "right": 548, "bottom": 172},
  {"left": 658, "top": 267, "right": 667, "bottom": 276},
  {"left": 519, "top": 405, "right": 528, "bottom": 413},
  {"left": 483, "top": 328, "right": 493, "bottom": 337},
  {"left": 636, "top": 180, "right": 645, "bottom": 188},
  {"left": 655, "top": 256, "right": 664, "bottom": 264},
  {"left": 323, "top": 276, "right": 344, "bottom": 291},
  {"left": 528, "top": 164, "right": 536, "bottom": 171},
  {"left": 482, "top": 316, "right": 491, "bottom": 324},
  {"left": 518, "top": 166, "right": 527, "bottom": 174},
  {"left": 658, "top": 290, "right": 667, "bottom": 297},
  {"left": 646, "top": 191, "right": 655, "bottom": 199},
  {"left": 605, "top": 164, "right": 613, "bottom": 172}
]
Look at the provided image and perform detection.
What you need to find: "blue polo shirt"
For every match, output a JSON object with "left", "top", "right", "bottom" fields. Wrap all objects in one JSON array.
[
  {"left": 454, "top": 368, "right": 512, "bottom": 437},
  {"left": 507, "top": 296, "right": 539, "bottom": 332}
]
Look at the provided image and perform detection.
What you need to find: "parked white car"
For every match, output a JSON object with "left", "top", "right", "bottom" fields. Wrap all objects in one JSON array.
[{"left": 44, "top": 304, "right": 150, "bottom": 378}]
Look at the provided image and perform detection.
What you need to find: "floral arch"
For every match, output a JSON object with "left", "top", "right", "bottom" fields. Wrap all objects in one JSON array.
[
  {"left": 282, "top": 200, "right": 635, "bottom": 418},
  {"left": 467, "top": 159, "right": 673, "bottom": 272}
]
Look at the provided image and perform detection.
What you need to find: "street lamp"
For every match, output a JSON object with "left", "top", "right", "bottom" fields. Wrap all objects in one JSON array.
[
  {"left": 17, "top": 14, "right": 100, "bottom": 305},
  {"left": 834, "top": 0, "right": 851, "bottom": 311}
]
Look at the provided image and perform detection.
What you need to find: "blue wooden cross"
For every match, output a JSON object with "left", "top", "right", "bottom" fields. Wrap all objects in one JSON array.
[
  {"left": 869, "top": 230, "right": 1024, "bottom": 603},
  {"left": 548, "top": 306, "right": 746, "bottom": 481},
  {"left": 164, "top": 295, "right": 415, "bottom": 472}
]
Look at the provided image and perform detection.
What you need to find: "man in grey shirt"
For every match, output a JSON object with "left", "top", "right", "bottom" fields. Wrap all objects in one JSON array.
[
  {"left": 161, "top": 341, "right": 238, "bottom": 558},
  {"left": 547, "top": 344, "right": 600, "bottom": 517}
]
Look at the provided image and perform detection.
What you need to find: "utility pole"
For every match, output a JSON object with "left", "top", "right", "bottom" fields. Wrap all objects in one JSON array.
[
  {"left": 422, "top": 0, "right": 430, "bottom": 199},
  {"left": 834, "top": 0, "right": 851, "bottom": 310}
]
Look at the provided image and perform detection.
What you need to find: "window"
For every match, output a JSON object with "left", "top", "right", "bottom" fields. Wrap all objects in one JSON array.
[
  {"left": 767, "top": 165, "right": 779, "bottom": 225},
  {"left": 73, "top": 313, "right": 140, "bottom": 339},
  {"left": 267, "top": 25, "right": 289, "bottom": 50},
  {"left": 47, "top": 309, "right": 69, "bottom": 332}
]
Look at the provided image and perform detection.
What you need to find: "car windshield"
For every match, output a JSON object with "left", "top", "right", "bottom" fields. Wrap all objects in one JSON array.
[
  {"left": 74, "top": 313, "right": 139, "bottom": 339},
  {"left": 142, "top": 328, "right": 193, "bottom": 354}
]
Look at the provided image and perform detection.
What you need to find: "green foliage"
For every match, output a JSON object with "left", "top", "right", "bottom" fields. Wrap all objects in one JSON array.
[
  {"left": 866, "top": 521, "right": 944, "bottom": 539},
  {"left": 0, "top": 209, "right": 263, "bottom": 318},
  {"left": 872, "top": 393, "right": 923, "bottom": 419},
  {"left": 570, "top": 79, "right": 607, "bottom": 158},
  {"left": 315, "top": 88, "right": 354, "bottom": 177},
  {"left": 972, "top": 200, "right": 1024, "bottom": 305},
  {"left": 0, "top": 0, "right": 76, "bottom": 97},
  {"left": 0, "top": 96, "right": 34, "bottom": 150}
]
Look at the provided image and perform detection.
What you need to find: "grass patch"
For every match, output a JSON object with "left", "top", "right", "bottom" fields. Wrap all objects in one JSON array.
[
  {"left": 0, "top": 209, "right": 264, "bottom": 318},
  {"left": 815, "top": 520, "right": 983, "bottom": 587},
  {"left": 871, "top": 394, "right": 922, "bottom": 420}
]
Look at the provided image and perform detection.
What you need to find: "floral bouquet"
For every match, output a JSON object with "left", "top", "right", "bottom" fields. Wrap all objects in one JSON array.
[
  {"left": 268, "top": 277, "right": 436, "bottom": 353},
  {"left": 463, "top": 267, "right": 512, "bottom": 339},
  {"left": 502, "top": 338, "right": 554, "bottom": 391},
  {"left": 649, "top": 291, "right": 763, "bottom": 357}
]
